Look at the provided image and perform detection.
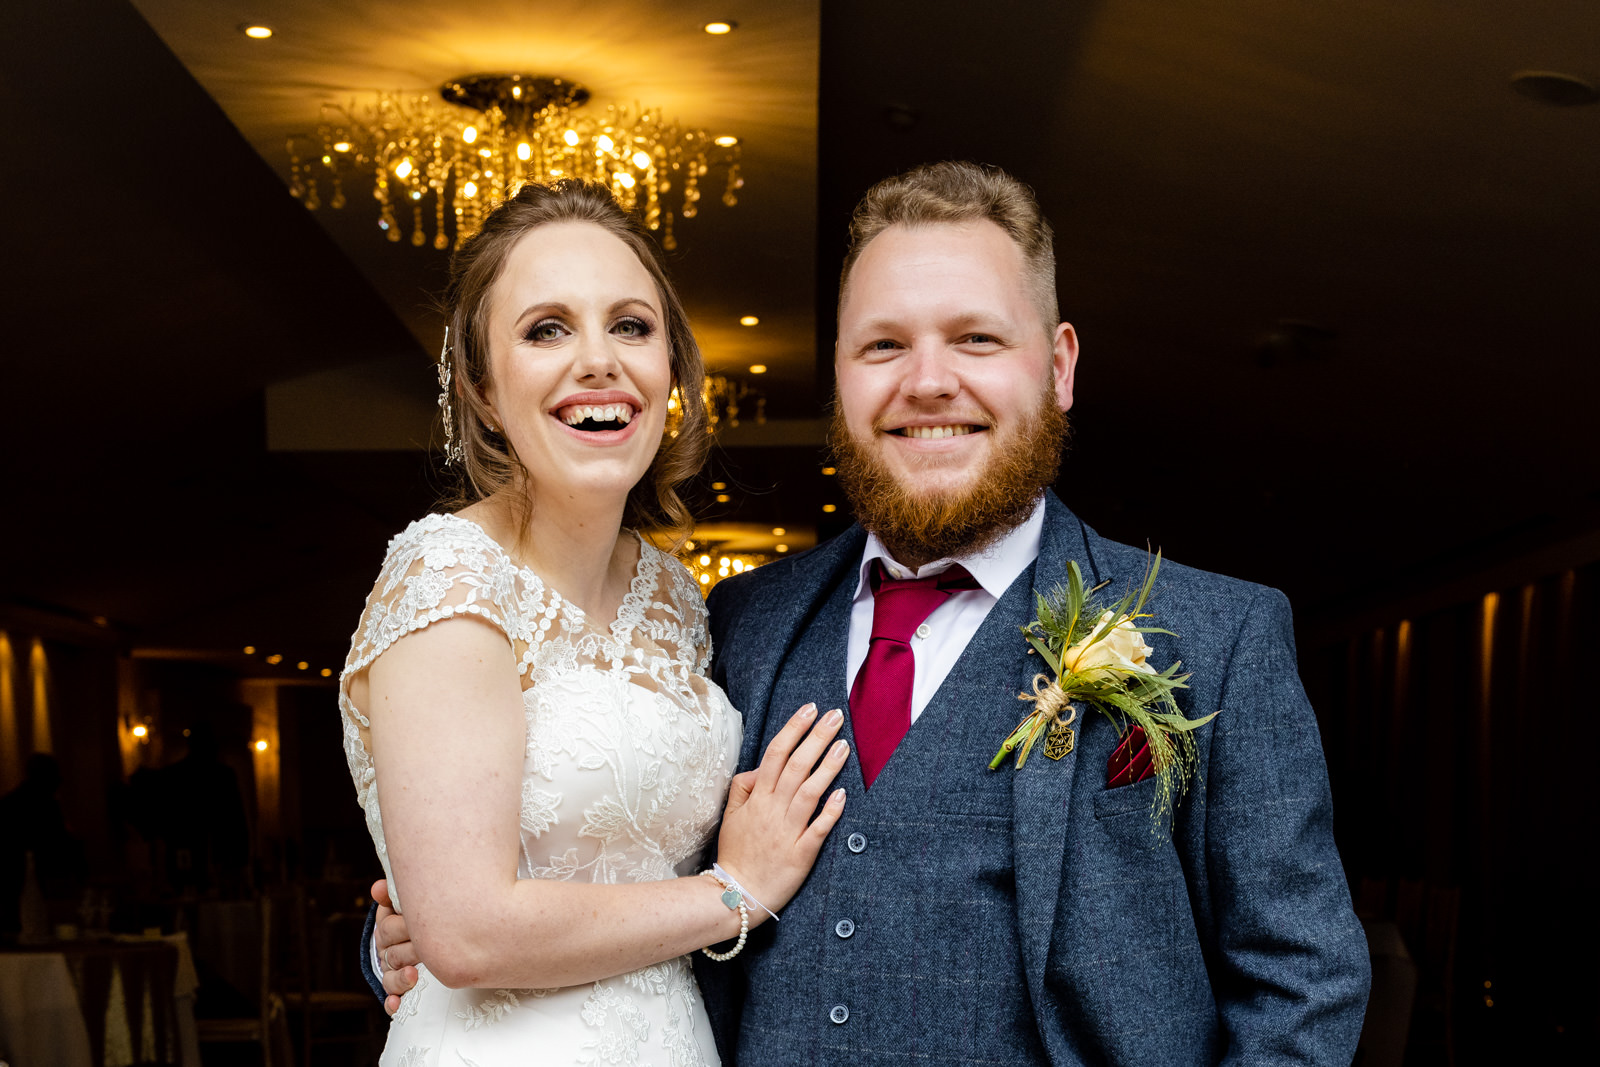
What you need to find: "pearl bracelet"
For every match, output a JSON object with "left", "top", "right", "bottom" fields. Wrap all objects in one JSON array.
[{"left": 699, "top": 871, "right": 749, "bottom": 962}]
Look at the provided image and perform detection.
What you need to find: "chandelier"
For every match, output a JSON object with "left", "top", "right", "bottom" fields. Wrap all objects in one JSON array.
[
  {"left": 287, "top": 73, "right": 742, "bottom": 251},
  {"left": 667, "top": 373, "right": 766, "bottom": 438}
]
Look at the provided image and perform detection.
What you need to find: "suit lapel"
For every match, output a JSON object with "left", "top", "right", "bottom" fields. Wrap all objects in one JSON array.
[
  {"left": 1010, "top": 493, "right": 1104, "bottom": 1010},
  {"left": 724, "top": 527, "right": 866, "bottom": 771}
]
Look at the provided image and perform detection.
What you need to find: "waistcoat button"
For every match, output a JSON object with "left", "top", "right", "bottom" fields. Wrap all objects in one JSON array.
[
  {"left": 829, "top": 1004, "right": 850, "bottom": 1024},
  {"left": 835, "top": 918, "right": 855, "bottom": 938},
  {"left": 847, "top": 832, "right": 867, "bottom": 853}
]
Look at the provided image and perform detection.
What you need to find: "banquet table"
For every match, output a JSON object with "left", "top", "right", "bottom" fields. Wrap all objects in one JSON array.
[{"left": 0, "top": 935, "right": 200, "bottom": 1067}]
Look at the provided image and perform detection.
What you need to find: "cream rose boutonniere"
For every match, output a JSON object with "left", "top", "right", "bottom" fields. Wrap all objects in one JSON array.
[
  {"left": 1060, "top": 611, "right": 1158, "bottom": 682},
  {"left": 990, "top": 552, "right": 1218, "bottom": 824}
]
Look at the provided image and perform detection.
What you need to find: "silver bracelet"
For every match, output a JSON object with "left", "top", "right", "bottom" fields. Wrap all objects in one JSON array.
[{"left": 700, "top": 871, "right": 749, "bottom": 962}]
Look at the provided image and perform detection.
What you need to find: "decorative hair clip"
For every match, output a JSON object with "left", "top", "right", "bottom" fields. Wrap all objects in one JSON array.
[{"left": 437, "top": 325, "right": 464, "bottom": 465}]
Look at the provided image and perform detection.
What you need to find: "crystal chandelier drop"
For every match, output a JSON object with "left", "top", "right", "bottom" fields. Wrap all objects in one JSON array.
[{"left": 287, "top": 73, "right": 742, "bottom": 251}]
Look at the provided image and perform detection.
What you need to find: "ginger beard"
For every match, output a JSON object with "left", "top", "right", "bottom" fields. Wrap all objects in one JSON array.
[{"left": 828, "top": 383, "right": 1069, "bottom": 566}]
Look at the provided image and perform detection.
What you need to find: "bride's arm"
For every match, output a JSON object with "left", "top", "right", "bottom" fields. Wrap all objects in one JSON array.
[{"left": 365, "top": 614, "right": 845, "bottom": 991}]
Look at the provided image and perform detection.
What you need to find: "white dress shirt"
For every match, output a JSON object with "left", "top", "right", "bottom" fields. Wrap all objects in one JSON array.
[{"left": 847, "top": 495, "right": 1047, "bottom": 723}]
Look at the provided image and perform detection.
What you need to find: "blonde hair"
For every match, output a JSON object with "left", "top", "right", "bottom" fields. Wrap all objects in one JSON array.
[
  {"left": 840, "top": 161, "right": 1058, "bottom": 333},
  {"left": 440, "top": 179, "right": 708, "bottom": 544}
]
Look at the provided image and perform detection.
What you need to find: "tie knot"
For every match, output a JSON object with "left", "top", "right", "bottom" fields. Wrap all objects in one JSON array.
[{"left": 868, "top": 562, "right": 978, "bottom": 643}]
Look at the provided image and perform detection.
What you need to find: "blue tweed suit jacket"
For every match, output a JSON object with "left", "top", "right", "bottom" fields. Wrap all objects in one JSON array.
[{"left": 694, "top": 492, "right": 1370, "bottom": 1065}]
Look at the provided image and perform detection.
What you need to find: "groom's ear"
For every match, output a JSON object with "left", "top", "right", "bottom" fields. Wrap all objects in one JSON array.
[{"left": 1052, "top": 322, "right": 1080, "bottom": 412}]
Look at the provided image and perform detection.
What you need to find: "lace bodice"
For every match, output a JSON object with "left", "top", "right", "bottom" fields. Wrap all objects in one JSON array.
[{"left": 339, "top": 513, "right": 739, "bottom": 1066}]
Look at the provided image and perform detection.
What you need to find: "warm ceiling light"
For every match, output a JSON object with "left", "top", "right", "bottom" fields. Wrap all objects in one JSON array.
[
  {"left": 297, "top": 661, "right": 309, "bottom": 670},
  {"left": 699, "top": 555, "right": 712, "bottom": 566},
  {"left": 776, "top": 544, "right": 789, "bottom": 553},
  {"left": 255, "top": 739, "right": 269, "bottom": 752},
  {"left": 739, "top": 315, "right": 759, "bottom": 326},
  {"left": 772, "top": 527, "right": 786, "bottom": 536},
  {"left": 320, "top": 668, "right": 333, "bottom": 677},
  {"left": 242, "top": 25, "right": 273, "bottom": 40},
  {"left": 1510, "top": 70, "right": 1600, "bottom": 106},
  {"left": 714, "top": 135, "right": 740, "bottom": 147},
  {"left": 288, "top": 74, "right": 743, "bottom": 252},
  {"left": 748, "top": 364, "right": 767, "bottom": 374},
  {"left": 243, "top": 645, "right": 256, "bottom": 655},
  {"left": 711, "top": 482, "right": 727, "bottom": 491},
  {"left": 703, "top": 21, "right": 736, "bottom": 35},
  {"left": 821, "top": 466, "right": 837, "bottom": 476},
  {"left": 822, "top": 504, "right": 838, "bottom": 513},
  {"left": 699, "top": 573, "right": 711, "bottom": 584},
  {"left": 266, "top": 653, "right": 283, "bottom": 665},
  {"left": 684, "top": 540, "right": 695, "bottom": 550},
  {"left": 132, "top": 725, "right": 148, "bottom": 738},
  {"left": 716, "top": 494, "right": 731, "bottom": 503}
]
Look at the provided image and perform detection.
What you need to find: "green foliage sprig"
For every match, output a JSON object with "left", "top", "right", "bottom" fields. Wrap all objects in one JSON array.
[{"left": 990, "top": 552, "right": 1217, "bottom": 824}]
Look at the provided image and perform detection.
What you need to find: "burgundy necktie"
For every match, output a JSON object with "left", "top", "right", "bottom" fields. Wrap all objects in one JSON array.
[{"left": 849, "top": 561, "right": 980, "bottom": 787}]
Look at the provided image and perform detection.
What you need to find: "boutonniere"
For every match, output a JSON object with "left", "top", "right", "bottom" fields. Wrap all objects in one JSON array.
[{"left": 989, "top": 552, "right": 1217, "bottom": 822}]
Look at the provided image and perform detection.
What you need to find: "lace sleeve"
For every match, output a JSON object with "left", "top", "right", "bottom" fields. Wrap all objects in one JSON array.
[
  {"left": 657, "top": 549, "right": 713, "bottom": 675},
  {"left": 338, "top": 515, "right": 521, "bottom": 814},
  {"left": 343, "top": 516, "right": 519, "bottom": 712}
]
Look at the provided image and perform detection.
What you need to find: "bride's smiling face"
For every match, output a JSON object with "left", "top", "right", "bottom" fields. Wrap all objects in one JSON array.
[{"left": 480, "top": 220, "right": 674, "bottom": 507}]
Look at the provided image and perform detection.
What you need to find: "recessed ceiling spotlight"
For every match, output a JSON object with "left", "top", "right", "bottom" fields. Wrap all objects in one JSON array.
[
  {"left": 1511, "top": 70, "right": 1599, "bottom": 106},
  {"left": 704, "top": 21, "right": 737, "bottom": 35},
  {"left": 242, "top": 24, "right": 274, "bottom": 40},
  {"left": 714, "top": 135, "right": 740, "bottom": 147},
  {"left": 739, "top": 314, "right": 759, "bottom": 326},
  {"left": 749, "top": 364, "right": 768, "bottom": 374}
]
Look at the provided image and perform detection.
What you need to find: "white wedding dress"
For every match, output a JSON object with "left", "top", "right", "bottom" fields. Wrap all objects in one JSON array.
[{"left": 339, "top": 513, "right": 740, "bottom": 1066}]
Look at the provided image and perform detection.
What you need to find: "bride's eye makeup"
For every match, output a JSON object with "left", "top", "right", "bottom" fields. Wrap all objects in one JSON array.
[
  {"left": 612, "top": 315, "right": 655, "bottom": 338},
  {"left": 524, "top": 318, "right": 569, "bottom": 343}
]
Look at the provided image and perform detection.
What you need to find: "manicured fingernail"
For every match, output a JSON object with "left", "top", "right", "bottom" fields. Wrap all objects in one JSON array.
[
  {"left": 798, "top": 703, "right": 818, "bottom": 720},
  {"left": 824, "top": 708, "right": 843, "bottom": 726},
  {"left": 830, "top": 740, "right": 849, "bottom": 759},
  {"left": 831, "top": 788, "right": 846, "bottom": 804}
]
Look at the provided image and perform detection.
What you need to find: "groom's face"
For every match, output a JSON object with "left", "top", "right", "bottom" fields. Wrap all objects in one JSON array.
[{"left": 834, "top": 220, "right": 1078, "bottom": 511}]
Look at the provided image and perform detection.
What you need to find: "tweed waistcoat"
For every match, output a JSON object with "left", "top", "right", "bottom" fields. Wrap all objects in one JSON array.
[{"left": 735, "top": 559, "right": 1047, "bottom": 1065}]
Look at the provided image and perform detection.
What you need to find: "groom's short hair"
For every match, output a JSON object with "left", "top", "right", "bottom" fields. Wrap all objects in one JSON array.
[{"left": 838, "top": 161, "right": 1059, "bottom": 334}]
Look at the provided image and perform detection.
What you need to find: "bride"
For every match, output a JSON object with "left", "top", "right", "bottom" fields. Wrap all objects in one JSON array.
[{"left": 338, "top": 179, "right": 848, "bottom": 1065}]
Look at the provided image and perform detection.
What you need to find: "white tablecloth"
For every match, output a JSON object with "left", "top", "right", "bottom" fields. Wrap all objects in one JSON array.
[
  {"left": 0, "top": 936, "right": 200, "bottom": 1067},
  {"left": 0, "top": 950, "right": 94, "bottom": 1067}
]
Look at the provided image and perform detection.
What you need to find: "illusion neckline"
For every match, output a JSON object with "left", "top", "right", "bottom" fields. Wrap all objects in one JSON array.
[{"left": 428, "top": 512, "right": 659, "bottom": 642}]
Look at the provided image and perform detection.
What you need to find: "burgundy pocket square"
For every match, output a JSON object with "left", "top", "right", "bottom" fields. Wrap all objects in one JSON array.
[{"left": 1106, "top": 725, "right": 1154, "bottom": 788}]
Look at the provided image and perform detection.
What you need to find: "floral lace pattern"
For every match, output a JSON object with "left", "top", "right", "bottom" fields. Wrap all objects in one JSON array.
[{"left": 340, "top": 514, "right": 737, "bottom": 1067}]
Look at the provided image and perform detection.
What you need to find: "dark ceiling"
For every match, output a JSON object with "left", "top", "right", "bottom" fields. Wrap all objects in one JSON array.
[{"left": 3, "top": 0, "right": 1598, "bottom": 674}]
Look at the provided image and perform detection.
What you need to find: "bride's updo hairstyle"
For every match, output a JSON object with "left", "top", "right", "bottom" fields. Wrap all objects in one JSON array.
[{"left": 440, "top": 179, "right": 709, "bottom": 545}]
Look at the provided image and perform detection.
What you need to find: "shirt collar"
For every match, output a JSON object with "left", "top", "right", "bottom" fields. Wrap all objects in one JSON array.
[{"left": 852, "top": 494, "right": 1048, "bottom": 602}]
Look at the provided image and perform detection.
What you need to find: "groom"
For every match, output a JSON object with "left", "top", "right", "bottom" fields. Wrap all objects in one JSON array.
[{"left": 372, "top": 161, "right": 1371, "bottom": 1063}]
